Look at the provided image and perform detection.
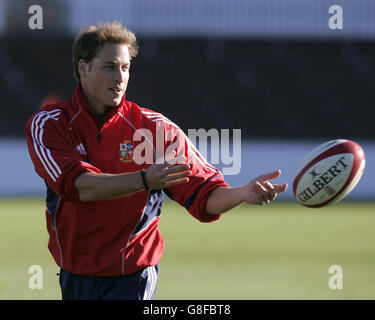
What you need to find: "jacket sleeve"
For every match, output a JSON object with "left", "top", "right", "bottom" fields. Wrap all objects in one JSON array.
[
  {"left": 161, "top": 122, "right": 230, "bottom": 223},
  {"left": 25, "top": 109, "right": 102, "bottom": 201}
]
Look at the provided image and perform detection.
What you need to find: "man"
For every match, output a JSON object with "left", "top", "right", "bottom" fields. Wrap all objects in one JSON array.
[{"left": 25, "top": 21, "right": 287, "bottom": 300}]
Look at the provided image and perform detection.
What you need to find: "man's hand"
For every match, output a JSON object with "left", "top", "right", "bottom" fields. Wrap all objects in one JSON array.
[
  {"left": 205, "top": 170, "right": 288, "bottom": 215},
  {"left": 242, "top": 170, "right": 288, "bottom": 205},
  {"left": 144, "top": 155, "right": 191, "bottom": 190}
]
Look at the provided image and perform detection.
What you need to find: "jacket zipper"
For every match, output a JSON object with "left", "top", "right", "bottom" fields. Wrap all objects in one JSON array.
[{"left": 97, "top": 116, "right": 107, "bottom": 144}]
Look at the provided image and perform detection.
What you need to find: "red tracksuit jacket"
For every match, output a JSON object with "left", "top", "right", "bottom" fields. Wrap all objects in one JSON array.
[{"left": 25, "top": 85, "right": 229, "bottom": 276}]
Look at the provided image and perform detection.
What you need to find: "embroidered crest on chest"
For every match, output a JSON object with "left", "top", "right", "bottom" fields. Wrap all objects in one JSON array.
[{"left": 119, "top": 140, "right": 134, "bottom": 163}]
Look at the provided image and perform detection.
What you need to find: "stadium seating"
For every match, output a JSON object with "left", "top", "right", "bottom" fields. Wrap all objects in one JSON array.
[{"left": 0, "top": 35, "right": 374, "bottom": 139}]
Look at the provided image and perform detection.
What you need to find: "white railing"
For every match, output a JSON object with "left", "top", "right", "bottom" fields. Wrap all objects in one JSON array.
[{"left": 66, "top": 0, "right": 375, "bottom": 39}]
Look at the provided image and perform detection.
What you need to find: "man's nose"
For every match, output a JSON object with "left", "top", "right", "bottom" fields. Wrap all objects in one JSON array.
[{"left": 114, "top": 68, "right": 125, "bottom": 83}]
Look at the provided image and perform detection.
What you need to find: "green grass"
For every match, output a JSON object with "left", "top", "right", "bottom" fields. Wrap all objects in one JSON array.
[{"left": 0, "top": 198, "right": 374, "bottom": 299}]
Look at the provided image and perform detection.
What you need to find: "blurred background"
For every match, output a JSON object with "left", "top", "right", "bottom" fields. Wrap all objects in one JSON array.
[
  {"left": 0, "top": 0, "right": 374, "bottom": 197},
  {"left": 0, "top": 0, "right": 374, "bottom": 300}
]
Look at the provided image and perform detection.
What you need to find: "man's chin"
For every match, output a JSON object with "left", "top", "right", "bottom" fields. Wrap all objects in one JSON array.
[{"left": 106, "top": 98, "right": 122, "bottom": 107}]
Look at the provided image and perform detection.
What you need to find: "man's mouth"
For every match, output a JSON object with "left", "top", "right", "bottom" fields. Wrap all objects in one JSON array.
[{"left": 109, "top": 87, "right": 122, "bottom": 95}]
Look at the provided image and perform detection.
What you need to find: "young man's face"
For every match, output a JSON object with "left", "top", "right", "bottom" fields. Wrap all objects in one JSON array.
[{"left": 79, "top": 42, "right": 130, "bottom": 115}]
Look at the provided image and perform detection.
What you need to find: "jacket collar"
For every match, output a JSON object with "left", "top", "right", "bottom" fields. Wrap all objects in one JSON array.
[{"left": 72, "top": 84, "right": 127, "bottom": 124}]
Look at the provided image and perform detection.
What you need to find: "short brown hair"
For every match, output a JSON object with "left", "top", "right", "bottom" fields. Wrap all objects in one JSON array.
[{"left": 72, "top": 21, "right": 139, "bottom": 82}]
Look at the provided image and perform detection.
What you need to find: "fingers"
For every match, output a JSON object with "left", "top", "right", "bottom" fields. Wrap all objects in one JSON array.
[
  {"left": 274, "top": 183, "right": 288, "bottom": 193},
  {"left": 144, "top": 154, "right": 191, "bottom": 190},
  {"left": 164, "top": 169, "right": 191, "bottom": 182},
  {"left": 157, "top": 153, "right": 186, "bottom": 168},
  {"left": 157, "top": 168, "right": 191, "bottom": 189},
  {"left": 263, "top": 181, "right": 277, "bottom": 201},
  {"left": 255, "top": 182, "right": 271, "bottom": 205},
  {"left": 258, "top": 170, "right": 281, "bottom": 183},
  {"left": 165, "top": 177, "right": 190, "bottom": 188},
  {"left": 165, "top": 163, "right": 190, "bottom": 174},
  {"left": 154, "top": 155, "right": 189, "bottom": 177},
  {"left": 249, "top": 170, "right": 288, "bottom": 205}
]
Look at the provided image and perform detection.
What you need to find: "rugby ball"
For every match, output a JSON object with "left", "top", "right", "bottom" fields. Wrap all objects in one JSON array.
[{"left": 293, "top": 139, "right": 365, "bottom": 208}]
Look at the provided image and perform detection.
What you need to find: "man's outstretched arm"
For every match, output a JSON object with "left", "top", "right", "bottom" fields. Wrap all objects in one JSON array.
[
  {"left": 205, "top": 170, "right": 288, "bottom": 215},
  {"left": 75, "top": 157, "right": 191, "bottom": 202}
]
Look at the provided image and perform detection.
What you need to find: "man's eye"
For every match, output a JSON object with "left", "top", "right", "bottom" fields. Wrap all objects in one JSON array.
[
  {"left": 122, "top": 66, "right": 130, "bottom": 71},
  {"left": 104, "top": 66, "right": 114, "bottom": 69}
]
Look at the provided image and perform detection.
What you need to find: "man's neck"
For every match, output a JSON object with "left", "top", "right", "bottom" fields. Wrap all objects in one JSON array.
[
  {"left": 80, "top": 84, "right": 107, "bottom": 117},
  {"left": 96, "top": 107, "right": 112, "bottom": 124},
  {"left": 87, "top": 97, "right": 107, "bottom": 118}
]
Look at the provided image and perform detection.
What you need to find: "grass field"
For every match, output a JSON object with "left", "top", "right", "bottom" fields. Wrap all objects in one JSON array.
[{"left": 0, "top": 198, "right": 374, "bottom": 300}]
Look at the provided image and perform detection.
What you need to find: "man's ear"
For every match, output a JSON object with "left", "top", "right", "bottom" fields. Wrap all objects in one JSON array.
[{"left": 78, "top": 59, "right": 89, "bottom": 78}]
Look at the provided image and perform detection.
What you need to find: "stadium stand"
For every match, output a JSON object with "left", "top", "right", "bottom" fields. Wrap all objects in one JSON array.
[{"left": 0, "top": 35, "right": 374, "bottom": 139}]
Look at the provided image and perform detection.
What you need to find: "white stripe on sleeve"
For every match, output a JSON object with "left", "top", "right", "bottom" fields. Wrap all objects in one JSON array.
[
  {"left": 143, "top": 266, "right": 157, "bottom": 300},
  {"left": 31, "top": 110, "right": 62, "bottom": 182}
]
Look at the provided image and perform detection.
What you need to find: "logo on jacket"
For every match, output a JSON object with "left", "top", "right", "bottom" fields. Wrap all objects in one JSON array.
[
  {"left": 119, "top": 140, "right": 134, "bottom": 162},
  {"left": 75, "top": 143, "right": 87, "bottom": 156}
]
